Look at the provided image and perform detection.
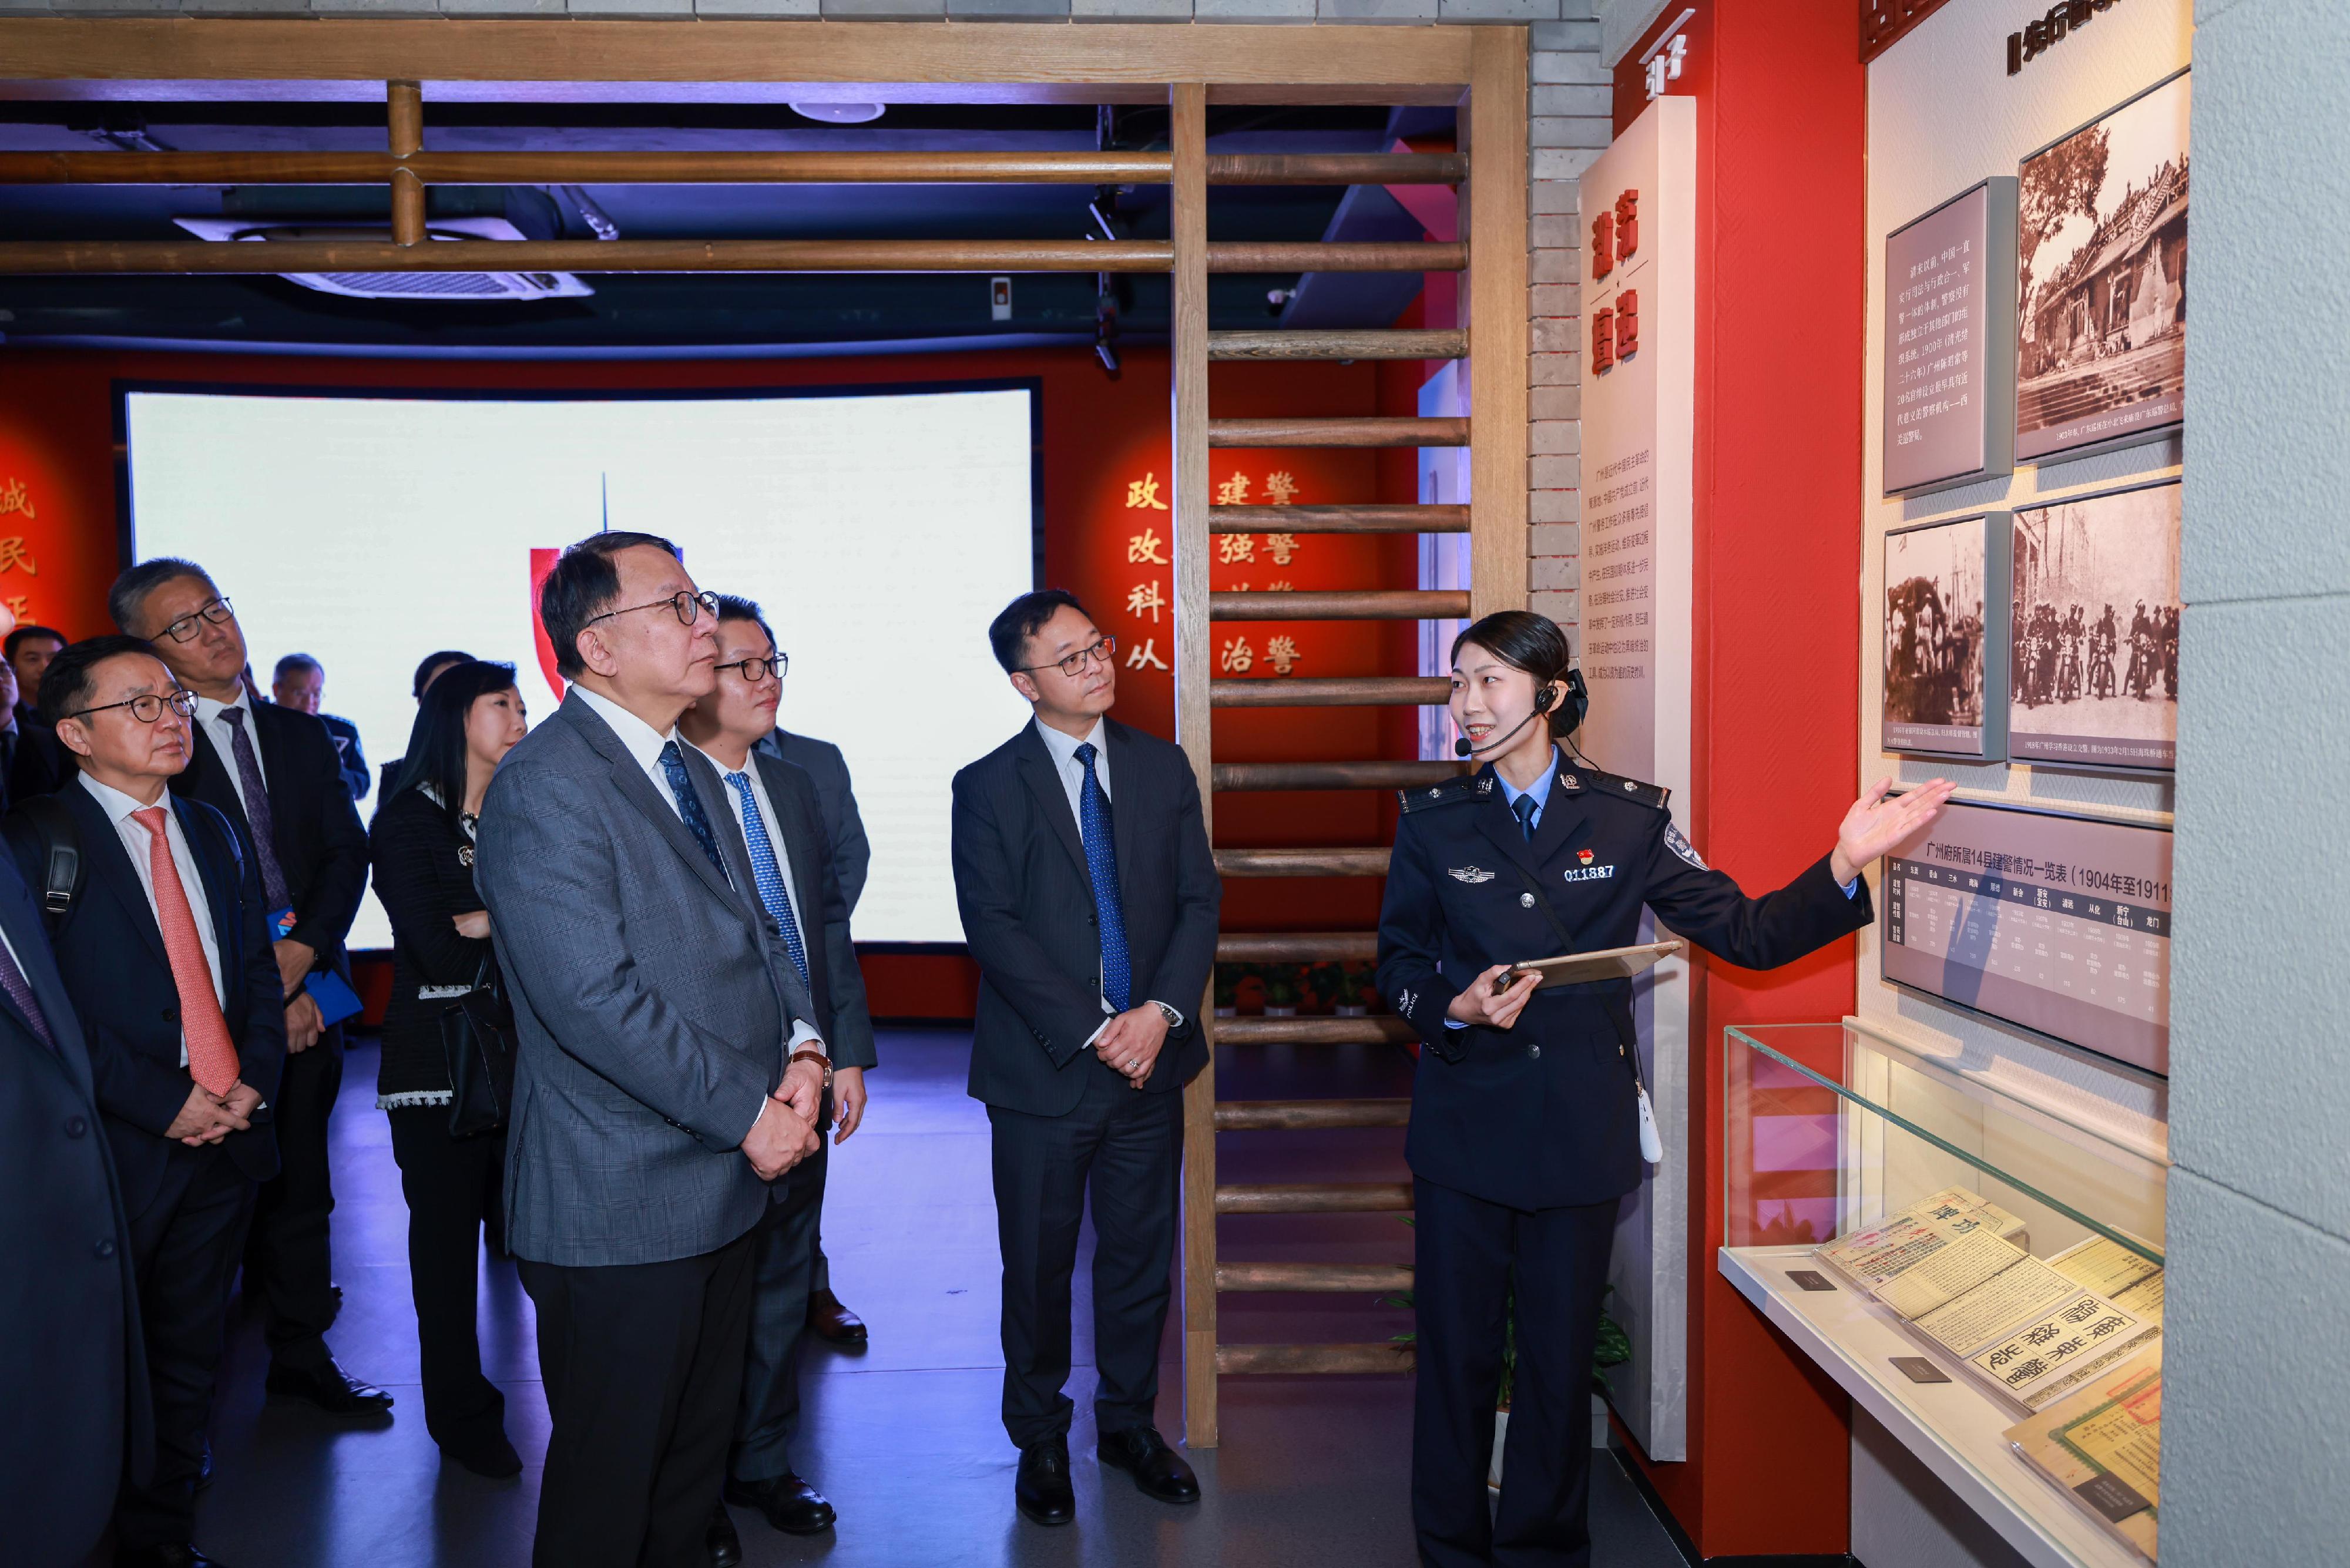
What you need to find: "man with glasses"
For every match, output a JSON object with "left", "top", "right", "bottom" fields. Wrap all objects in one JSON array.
[
  {"left": 108, "top": 560, "right": 388, "bottom": 1420},
  {"left": 950, "top": 589, "right": 1221, "bottom": 1526},
  {"left": 475, "top": 533, "right": 831, "bottom": 1568},
  {"left": 7, "top": 636, "right": 287, "bottom": 1568},
  {"left": 678, "top": 595, "right": 877, "bottom": 1560}
]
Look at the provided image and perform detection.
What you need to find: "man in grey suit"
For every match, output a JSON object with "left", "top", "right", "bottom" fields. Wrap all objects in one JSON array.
[
  {"left": 475, "top": 532, "right": 830, "bottom": 1568},
  {"left": 682, "top": 596, "right": 877, "bottom": 1555},
  {"left": 757, "top": 711, "right": 872, "bottom": 1345}
]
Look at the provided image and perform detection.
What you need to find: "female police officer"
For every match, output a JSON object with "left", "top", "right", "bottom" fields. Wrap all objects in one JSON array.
[{"left": 1377, "top": 610, "right": 1953, "bottom": 1567}]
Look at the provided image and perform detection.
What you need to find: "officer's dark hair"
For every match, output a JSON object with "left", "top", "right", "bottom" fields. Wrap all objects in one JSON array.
[
  {"left": 989, "top": 589, "right": 1090, "bottom": 675},
  {"left": 1451, "top": 610, "right": 1576, "bottom": 736},
  {"left": 273, "top": 652, "right": 323, "bottom": 682},
  {"left": 538, "top": 531, "right": 683, "bottom": 681},
  {"left": 711, "top": 593, "right": 780, "bottom": 654},
  {"left": 412, "top": 649, "right": 476, "bottom": 699},
  {"left": 4, "top": 623, "right": 66, "bottom": 662},
  {"left": 108, "top": 557, "right": 216, "bottom": 637},
  {"left": 39, "top": 634, "right": 172, "bottom": 730}
]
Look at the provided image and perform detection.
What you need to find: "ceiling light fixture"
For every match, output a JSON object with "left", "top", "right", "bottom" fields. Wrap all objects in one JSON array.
[{"left": 788, "top": 102, "right": 887, "bottom": 125}]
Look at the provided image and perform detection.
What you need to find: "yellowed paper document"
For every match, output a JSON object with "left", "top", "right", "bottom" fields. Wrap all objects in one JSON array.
[
  {"left": 2006, "top": 1348, "right": 2161, "bottom": 1560},
  {"left": 1912, "top": 1255, "right": 2080, "bottom": 1354}
]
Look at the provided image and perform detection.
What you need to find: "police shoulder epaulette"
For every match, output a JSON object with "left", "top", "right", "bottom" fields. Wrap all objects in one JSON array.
[
  {"left": 1575, "top": 768, "right": 1671, "bottom": 812},
  {"left": 1396, "top": 773, "right": 1493, "bottom": 814}
]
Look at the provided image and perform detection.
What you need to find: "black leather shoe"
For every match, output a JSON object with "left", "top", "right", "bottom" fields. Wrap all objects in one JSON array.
[
  {"left": 724, "top": 1473, "right": 837, "bottom": 1536},
  {"left": 706, "top": 1502, "right": 743, "bottom": 1567},
  {"left": 113, "top": 1545, "right": 227, "bottom": 1567},
  {"left": 1014, "top": 1439, "right": 1075, "bottom": 1526},
  {"left": 805, "top": 1288, "right": 867, "bottom": 1345},
  {"left": 440, "top": 1428, "right": 522, "bottom": 1479},
  {"left": 1099, "top": 1425, "right": 1200, "bottom": 1505},
  {"left": 266, "top": 1358, "right": 395, "bottom": 1416}
]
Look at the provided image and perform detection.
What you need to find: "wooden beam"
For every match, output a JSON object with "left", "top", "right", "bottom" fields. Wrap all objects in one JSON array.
[
  {"left": 1216, "top": 1261, "right": 1414, "bottom": 1293},
  {"left": 1213, "top": 847, "right": 1389, "bottom": 878},
  {"left": 1216, "top": 1181, "right": 1415, "bottom": 1215},
  {"left": 1211, "top": 241, "right": 1464, "bottom": 273},
  {"left": 0, "top": 19, "right": 1480, "bottom": 94},
  {"left": 1465, "top": 25, "right": 1532, "bottom": 619},
  {"left": 1210, "top": 675, "right": 1452, "bottom": 706},
  {"left": 1210, "top": 590, "right": 1471, "bottom": 621},
  {"left": 386, "top": 79, "right": 423, "bottom": 248},
  {"left": 1217, "top": 1016, "right": 1415, "bottom": 1046},
  {"left": 1208, "top": 328, "right": 1468, "bottom": 361},
  {"left": 1211, "top": 152, "right": 1464, "bottom": 185},
  {"left": 1168, "top": 78, "right": 1218, "bottom": 1458},
  {"left": 1216, "top": 1341, "right": 1416, "bottom": 1375},
  {"left": 1213, "top": 1097, "right": 1411, "bottom": 1131},
  {"left": 1214, "top": 931, "right": 1381, "bottom": 962},
  {"left": 1208, "top": 416, "right": 1469, "bottom": 448},
  {"left": 1212, "top": 760, "right": 1462, "bottom": 790},
  {"left": 1211, "top": 503, "right": 1469, "bottom": 534}
]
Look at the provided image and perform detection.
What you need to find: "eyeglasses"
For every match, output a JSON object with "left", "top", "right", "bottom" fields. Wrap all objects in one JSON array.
[
  {"left": 69, "top": 688, "right": 199, "bottom": 725},
  {"left": 585, "top": 589, "right": 720, "bottom": 630},
  {"left": 716, "top": 652, "right": 788, "bottom": 684},
  {"left": 1019, "top": 636, "right": 1117, "bottom": 680},
  {"left": 153, "top": 597, "right": 235, "bottom": 645}
]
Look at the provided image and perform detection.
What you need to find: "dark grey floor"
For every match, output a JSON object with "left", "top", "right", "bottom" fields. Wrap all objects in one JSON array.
[{"left": 190, "top": 1028, "right": 1686, "bottom": 1567}]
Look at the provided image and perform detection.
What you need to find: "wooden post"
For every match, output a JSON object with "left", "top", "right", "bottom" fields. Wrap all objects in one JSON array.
[
  {"left": 1464, "top": 28, "right": 1530, "bottom": 619},
  {"left": 388, "top": 79, "right": 424, "bottom": 247},
  {"left": 1169, "top": 78, "right": 1220, "bottom": 1453}
]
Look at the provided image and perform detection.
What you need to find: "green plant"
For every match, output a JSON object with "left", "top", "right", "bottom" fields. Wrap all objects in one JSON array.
[
  {"left": 1214, "top": 965, "right": 1240, "bottom": 1009},
  {"left": 1262, "top": 964, "right": 1300, "bottom": 1007}
]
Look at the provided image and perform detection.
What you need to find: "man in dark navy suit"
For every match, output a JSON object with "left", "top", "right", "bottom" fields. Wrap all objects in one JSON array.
[
  {"left": 950, "top": 590, "right": 1220, "bottom": 1527},
  {"left": 111, "top": 560, "right": 387, "bottom": 1417},
  {"left": 7, "top": 635, "right": 287, "bottom": 1568},
  {"left": 0, "top": 713, "right": 145, "bottom": 1568}
]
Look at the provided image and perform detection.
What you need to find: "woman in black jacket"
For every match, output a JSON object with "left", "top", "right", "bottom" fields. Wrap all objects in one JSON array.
[{"left": 368, "top": 659, "right": 528, "bottom": 1478}]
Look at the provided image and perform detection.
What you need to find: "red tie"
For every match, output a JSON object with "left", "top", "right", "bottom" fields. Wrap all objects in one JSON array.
[{"left": 132, "top": 806, "right": 240, "bottom": 1097}]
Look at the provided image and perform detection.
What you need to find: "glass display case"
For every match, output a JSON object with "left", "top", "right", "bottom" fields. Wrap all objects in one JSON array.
[{"left": 1721, "top": 1021, "right": 2168, "bottom": 1568}]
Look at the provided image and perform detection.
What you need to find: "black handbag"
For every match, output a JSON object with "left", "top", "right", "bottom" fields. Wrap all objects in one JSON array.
[{"left": 439, "top": 952, "right": 516, "bottom": 1139}]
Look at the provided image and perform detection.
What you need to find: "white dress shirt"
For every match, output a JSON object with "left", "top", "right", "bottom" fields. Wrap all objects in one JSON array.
[
  {"left": 570, "top": 686, "right": 822, "bottom": 1062},
  {"left": 193, "top": 688, "right": 267, "bottom": 820},
  {"left": 1030, "top": 716, "right": 1184, "bottom": 1039},
  {"left": 82, "top": 772, "right": 225, "bottom": 1067}
]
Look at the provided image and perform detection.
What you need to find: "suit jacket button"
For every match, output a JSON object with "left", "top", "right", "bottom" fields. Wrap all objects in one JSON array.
[
  {"left": 1527, "top": 1043, "right": 1542, "bottom": 1059},
  {"left": 161, "top": 1007, "right": 179, "bottom": 1023},
  {"left": 65, "top": 1116, "right": 88, "bottom": 1138},
  {"left": 93, "top": 1238, "right": 116, "bottom": 1260}
]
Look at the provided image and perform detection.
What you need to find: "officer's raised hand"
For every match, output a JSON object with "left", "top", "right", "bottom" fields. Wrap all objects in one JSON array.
[
  {"left": 1446, "top": 963, "right": 1539, "bottom": 1029},
  {"left": 1828, "top": 775, "right": 1957, "bottom": 885}
]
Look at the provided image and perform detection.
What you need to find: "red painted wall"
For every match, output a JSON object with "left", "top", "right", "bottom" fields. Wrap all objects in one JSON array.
[
  {"left": 1613, "top": 1, "right": 1868, "bottom": 1556},
  {"left": 0, "top": 341, "right": 1421, "bottom": 1014}
]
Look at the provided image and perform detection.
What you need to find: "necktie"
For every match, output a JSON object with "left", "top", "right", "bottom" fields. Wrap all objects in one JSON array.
[
  {"left": 216, "top": 705, "right": 291, "bottom": 912},
  {"left": 0, "top": 935, "right": 55, "bottom": 1051},
  {"left": 1513, "top": 793, "right": 1540, "bottom": 841},
  {"left": 723, "top": 770, "right": 810, "bottom": 986},
  {"left": 1073, "top": 742, "right": 1132, "bottom": 1014},
  {"left": 657, "top": 741, "right": 732, "bottom": 884},
  {"left": 132, "top": 806, "right": 240, "bottom": 1097}
]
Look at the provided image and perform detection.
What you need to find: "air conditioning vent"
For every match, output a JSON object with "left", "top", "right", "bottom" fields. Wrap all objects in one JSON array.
[{"left": 172, "top": 216, "right": 595, "bottom": 302}]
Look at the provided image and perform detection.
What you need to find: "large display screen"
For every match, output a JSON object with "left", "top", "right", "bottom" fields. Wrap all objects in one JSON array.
[
  {"left": 1882, "top": 798, "right": 2171, "bottom": 1075},
  {"left": 124, "top": 384, "right": 1041, "bottom": 950}
]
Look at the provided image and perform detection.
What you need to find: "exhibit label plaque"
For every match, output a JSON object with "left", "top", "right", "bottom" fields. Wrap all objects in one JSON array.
[
  {"left": 1884, "top": 180, "right": 2017, "bottom": 496},
  {"left": 2015, "top": 72, "right": 2190, "bottom": 463},
  {"left": 1883, "top": 799, "right": 2171, "bottom": 1075},
  {"left": 2007, "top": 480, "right": 2178, "bottom": 772},
  {"left": 1882, "top": 512, "right": 2010, "bottom": 759}
]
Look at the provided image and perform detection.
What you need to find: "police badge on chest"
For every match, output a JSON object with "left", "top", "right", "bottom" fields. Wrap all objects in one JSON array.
[{"left": 1560, "top": 845, "right": 1614, "bottom": 884}]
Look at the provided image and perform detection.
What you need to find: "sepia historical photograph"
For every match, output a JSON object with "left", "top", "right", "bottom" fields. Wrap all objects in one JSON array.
[
  {"left": 2009, "top": 482, "right": 2180, "bottom": 770},
  {"left": 2015, "top": 71, "right": 2190, "bottom": 461},
  {"left": 1883, "top": 515, "right": 1990, "bottom": 750}
]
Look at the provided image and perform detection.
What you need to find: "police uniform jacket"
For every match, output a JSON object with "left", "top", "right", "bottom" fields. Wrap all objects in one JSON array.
[{"left": 1375, "top": 757, "right": 1872, "bottom": 1211}]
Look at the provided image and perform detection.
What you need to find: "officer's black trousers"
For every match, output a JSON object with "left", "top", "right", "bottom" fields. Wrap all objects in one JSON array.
[{"left": 1413, "top": 1176, "right": 1619, "bottom": 1568}]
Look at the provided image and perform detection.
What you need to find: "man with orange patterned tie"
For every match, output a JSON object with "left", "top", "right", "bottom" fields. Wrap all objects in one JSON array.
[{"left": 4, "top": 635, "right": 286, "bottom": 1568}]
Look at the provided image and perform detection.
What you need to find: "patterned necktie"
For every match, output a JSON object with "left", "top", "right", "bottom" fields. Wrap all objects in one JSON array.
[
  {"left": 723, "top": 770, "right": 810, "bottom": 986},
  {"left": 657, "top": 741, "right": 732, "bottom": 884},
  {"left": 1513, "top": 793, "right": 1540, "bottom": 841},
  {"left": 131, "top": 806, "right": 240, "bottom": 1097},
  {"left": 215, "top": 705, "right": 291, "bottom": 912},
  {"left": 1073, "top": 742, "right": 1132, "bottom": 1014},
  {"left": 0, "top": 934, "right": 55, "bottom": 1051}
]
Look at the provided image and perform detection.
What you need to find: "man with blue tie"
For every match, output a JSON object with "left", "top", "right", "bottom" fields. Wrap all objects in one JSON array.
[
  {"left": 679, "top": 596, "right": 877, "bottom": 1560},
  {"left": 949, "top": 590, "right": 1221, "bottom": 1526}
]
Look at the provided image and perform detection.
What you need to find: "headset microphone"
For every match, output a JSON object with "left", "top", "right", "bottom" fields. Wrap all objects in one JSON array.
[{"left": 1452, "top": 682, "right": 1562, "bottom": 758}]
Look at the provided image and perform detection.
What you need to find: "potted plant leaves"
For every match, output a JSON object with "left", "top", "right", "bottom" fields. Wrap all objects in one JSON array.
[
  {"left": 1261, "top": 963, "right": 1300, "bottom": 1016},
  {"left": 1337, "top": 959, "right": 1372, "bottom": 1016},
  {"left": 1214, "top": 964, "right": 1240, "bottom": 1019}
]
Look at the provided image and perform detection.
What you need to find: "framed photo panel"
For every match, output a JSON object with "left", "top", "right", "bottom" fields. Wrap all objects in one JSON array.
[
  {"left": 1883, "top": 178, "right": 2017, "bottom": 496},
  {"left": 2006, "top": 479, "right": 2179, "bottom": 773},
  {"left": 1882, "top": 512, "right": 2010, "bottom": 760},
  {"left": 2014, "top": 70, "right": 2190, "bottom": 464}
]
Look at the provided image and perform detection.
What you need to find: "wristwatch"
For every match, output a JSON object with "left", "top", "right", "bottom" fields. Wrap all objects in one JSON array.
[
  {"left": 1150, "top": 1000, "right": 1183, "bottom": 1028},
  {"left": 788, "top": 1047, "right": 834, "bottom": 1090}
]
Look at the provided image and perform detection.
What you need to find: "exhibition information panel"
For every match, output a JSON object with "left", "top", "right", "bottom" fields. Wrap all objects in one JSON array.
[{"left": 1882, "top": 800, "right": 2170, "bottom": 1075}]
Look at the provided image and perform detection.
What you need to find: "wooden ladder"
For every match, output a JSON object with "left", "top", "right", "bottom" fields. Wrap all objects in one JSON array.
[{"left": 1169, "top": 32, "right": 1529, "bottom": 1447}]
